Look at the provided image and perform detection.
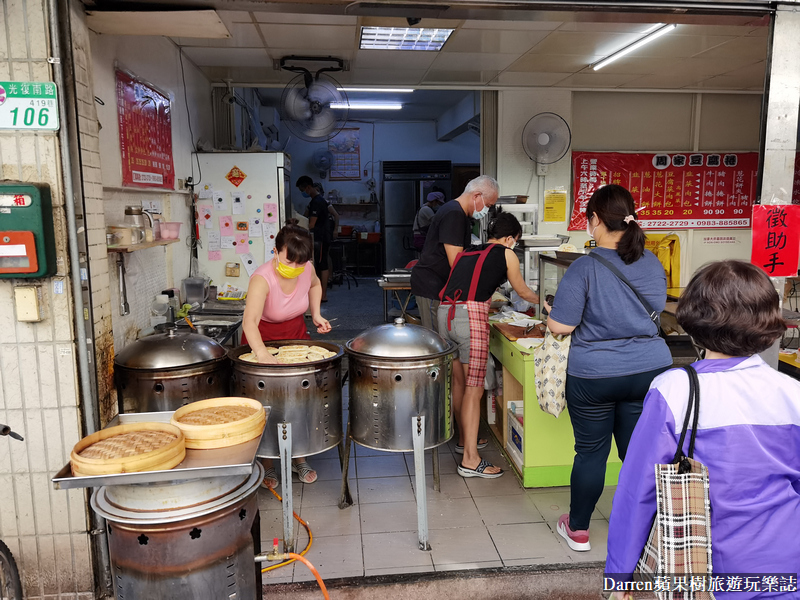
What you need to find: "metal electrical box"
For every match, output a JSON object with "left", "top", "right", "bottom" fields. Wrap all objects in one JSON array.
[{"left": 0, "top": 183, "right": 56, "bottom": 278}]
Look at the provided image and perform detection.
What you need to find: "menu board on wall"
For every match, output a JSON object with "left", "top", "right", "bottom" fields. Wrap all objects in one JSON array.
[
  {"left": 116, "top": 69, "right": 175, "bottom": 189},
  {"left": 569, "top": 152, "right": 759, "bottom": 231}
]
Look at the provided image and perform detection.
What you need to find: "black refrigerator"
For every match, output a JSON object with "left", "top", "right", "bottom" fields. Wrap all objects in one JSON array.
[{"left": 381, "top": 161, "right": 452, "bottom": 271}]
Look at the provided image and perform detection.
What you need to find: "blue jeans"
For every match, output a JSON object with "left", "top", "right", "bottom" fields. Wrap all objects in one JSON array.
[{"left": 565, "top": 367, "right": 670, "bottom": 531}]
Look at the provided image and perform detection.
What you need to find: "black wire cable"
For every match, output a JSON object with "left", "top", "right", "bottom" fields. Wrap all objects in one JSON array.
[{"left": 178, "top": 47, "right": 202, "bottom": 276}]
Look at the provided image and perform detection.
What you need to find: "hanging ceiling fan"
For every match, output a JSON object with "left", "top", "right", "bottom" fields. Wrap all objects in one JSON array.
[
  {"left": 279, "top": 56, "right": 349, "bottom": 143},
  {"left": 521, "top": 112, "right": 571, "bottom": 175}
]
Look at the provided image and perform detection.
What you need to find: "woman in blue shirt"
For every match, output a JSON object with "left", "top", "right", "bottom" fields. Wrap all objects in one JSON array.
[{"left": 545, "top": 185, "right": 672, "bottom": 552}]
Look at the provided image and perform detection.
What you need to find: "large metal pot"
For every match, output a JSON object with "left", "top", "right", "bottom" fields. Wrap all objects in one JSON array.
[
  {"left": 229, "top": 341, "right": 344, "bottom": 459},
  {"left": 114, "top": 329, "right": 230, "bottom": 414},
  {"left": 345, "top": 318, "right": 457, "bottom": 452},
  {"left": 91, "top": 465, "right": 263, "bottom": 600}
]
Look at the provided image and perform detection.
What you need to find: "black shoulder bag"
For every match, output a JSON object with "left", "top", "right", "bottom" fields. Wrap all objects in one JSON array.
[{"left": 588, "top": 252, "right": 664, "bottom": 337}]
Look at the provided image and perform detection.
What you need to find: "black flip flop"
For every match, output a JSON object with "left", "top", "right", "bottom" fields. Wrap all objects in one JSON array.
[{"left": 458, "top": 459, "right": 503, "bottom": 479}]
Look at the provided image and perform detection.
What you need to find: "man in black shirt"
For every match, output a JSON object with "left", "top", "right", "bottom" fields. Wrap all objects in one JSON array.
[
  {"left": 297, "top": 176, "right": 335, "bottom": 301},
  {"left": 410, "top": 175, "right": 500, "bottom": 331}
]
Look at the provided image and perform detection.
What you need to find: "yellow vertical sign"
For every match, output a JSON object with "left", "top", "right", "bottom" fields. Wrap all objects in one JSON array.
[{"left": 543, "top": 190, "right": 567, "bottom": 222}]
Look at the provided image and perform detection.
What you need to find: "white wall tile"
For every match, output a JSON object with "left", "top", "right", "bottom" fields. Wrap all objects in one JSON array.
[
  {"left": 7, "top": 408, "right": 28, "bottom": 471},
  {"left": 49, "top": 485, "right": 71, "bottom": 535},
  {"left": 66, "top": 489, "right": 88, "bottom": 534},
  {"left": 19, "top": 345, "right": 41, "bottom": 409},
  {"left": 42, "top": 409, "right": 66, "bottom": 472},
  {"left": 19, "top": 534, "right": 42, "bottom": 598},
  {"left": 24, "top": 409, "right": 47, "bottom": 470},
  {"left": 55, "top": 345, "right": 78, "bottom": 408},
  {"left": 35, "top": 535, "right": 58, "bottom": 595},
  {"left": 31, "top": 473, "right": 54, "bottom": 534},
  {"left": 13, "top": 474, "right": 36, "bottom": 536},
  {"left": 0, "top": 474, "right": 18, "bottom": 536},
  {"left": 54, "top": 534, "right": 78, "bottom": 593},
  {"left": 1, "top": 347, "right": 22, "bottom": 409},
  {"left": 37, "top": 346, "right": 58, "bottom": 408},
  {"left": 59, "top": 408, "right": 81, "bottom": 463},
  {"left": 0, "top": 427, "right": 12, "bottom": 473}
]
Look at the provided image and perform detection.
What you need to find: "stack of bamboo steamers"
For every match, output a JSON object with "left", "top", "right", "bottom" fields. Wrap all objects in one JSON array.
[{"left": 70, "top": 398, "right": 265, "bottom": 476}]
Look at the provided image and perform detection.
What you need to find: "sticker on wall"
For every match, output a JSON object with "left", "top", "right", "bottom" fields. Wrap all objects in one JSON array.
[
  {"left": 248, "top": 218, "right": 262, "bottom": 237},
  {"left": 208, "top": 250, "right": 222, "bottom": 261},
  {"left": 198, "top": 204, "right": 213, "bottom": 229},
  {"left": 264, "top": 203, "right": 278, "bottom": 223},
  {"left": 198, "top": 188, "right": 213, "bottom": 199},
  {"left": 207, "top": 231, "right": 220, "bottom": 251},
  {"left": 232, "top": 194, "right": 245, "bottom": 215},
  {"left": 235, "top": 232, "right": 250, "bottom": 254},
  {"left": 242, "top": 252, "right": 257, "bottom": 277},
  {"left": 235, "top": 221, "right": 249, "bottom": 232},
  {"left": 225, "top": 166, "right": 247, "bottom": 187},
  {"left": 265, "top": 242, "right": 275, "bottom": 263},
  {"left": 213, "top": 191, "right": 228, "bottom": 212},
  {"left": 220, "top": 236, "right": 235, "bottom": 250}
]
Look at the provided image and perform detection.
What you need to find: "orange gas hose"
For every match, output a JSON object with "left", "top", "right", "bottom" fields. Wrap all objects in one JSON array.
[
  {"left": 260, "top": 487, "right": 313, "bottom": 573},
  {"left": 288, "top": 552, "right": 330, "bottom": 600}
]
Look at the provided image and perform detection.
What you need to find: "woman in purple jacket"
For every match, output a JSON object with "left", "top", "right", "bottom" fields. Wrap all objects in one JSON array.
[{"left": 606, "top": 260, "right": 800, "bottom": 599}]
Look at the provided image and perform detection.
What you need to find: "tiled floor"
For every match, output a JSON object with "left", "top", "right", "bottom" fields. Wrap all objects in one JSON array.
[{"left": 257, "top": 414, "right": 614, "bottom": 585}]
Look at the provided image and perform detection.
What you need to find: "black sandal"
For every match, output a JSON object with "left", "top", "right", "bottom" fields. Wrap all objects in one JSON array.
[{"left": 457, "top": 459, "right": 503, "bottom": 479}]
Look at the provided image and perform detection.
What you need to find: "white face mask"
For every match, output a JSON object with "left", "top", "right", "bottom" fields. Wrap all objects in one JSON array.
[
  {"left": 472, "top": 196, "right": 489, "bottom": 220},
  {"left": 586, "top": 216, "right": 596, "bottom": 239}
]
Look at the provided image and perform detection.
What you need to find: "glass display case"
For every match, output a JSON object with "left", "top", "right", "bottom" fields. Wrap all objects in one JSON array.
[{"left": 538, "top": 253, "right": 583, "bottom": 315}]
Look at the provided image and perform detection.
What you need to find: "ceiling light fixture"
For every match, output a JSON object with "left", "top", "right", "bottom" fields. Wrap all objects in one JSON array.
[
  {"left": 592, "top": 24, "right": 677, "bottom": 71},
  {"left": 337, "top": 87, "right": 415, "bottom": 93},
  {"left": 359, "top": 26, "right": 454, "bottom": 51},
  {"left": 330, "top": 102, "right": 403, "bottom": 110}
]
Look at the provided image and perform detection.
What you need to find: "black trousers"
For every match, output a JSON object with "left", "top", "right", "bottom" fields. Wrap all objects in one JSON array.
[{"left": 565, "top": 366, "right": 670, "bottom": 531}]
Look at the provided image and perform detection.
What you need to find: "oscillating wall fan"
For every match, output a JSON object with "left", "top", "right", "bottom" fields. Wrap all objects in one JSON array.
[
  {"left": 522, "top": 112, "right": 571, "bottom": 175},
  {"left": 313, "top": 148, "right": 334, "bottom": 179},
  {"left": 280, "top": 56, "right": 349, "bottom": 143}
]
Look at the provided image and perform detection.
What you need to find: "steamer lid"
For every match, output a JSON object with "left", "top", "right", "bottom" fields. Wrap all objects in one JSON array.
[
  {"left": 346, "top": 318, "right": 451, "bottom": 358},
  {"left": 115, "top": 328, "right": 227, "bottom": 369}
]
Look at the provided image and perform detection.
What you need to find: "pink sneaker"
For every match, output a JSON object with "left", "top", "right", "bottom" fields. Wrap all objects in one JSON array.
[{"left": 557, "top": 514, "right": 591, "bottom": 551}]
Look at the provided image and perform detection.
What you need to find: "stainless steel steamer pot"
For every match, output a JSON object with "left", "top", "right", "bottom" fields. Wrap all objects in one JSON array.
[
  {"left": 345, "top": 318, "right": 457, "bottom": 452},
  {"left": 229, "top": 341, "right": 344, "bottom": 458},
  {"left": 114, "top": 329, "right": 230, "bottom": 414}
]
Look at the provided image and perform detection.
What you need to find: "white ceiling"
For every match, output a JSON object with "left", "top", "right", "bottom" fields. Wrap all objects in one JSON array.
[{"left": 167, "top": 10, "right": 770, "bottom": 91}]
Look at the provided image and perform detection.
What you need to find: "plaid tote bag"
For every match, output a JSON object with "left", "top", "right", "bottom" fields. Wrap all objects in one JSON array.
[
  {"left": 533, "top": 330, "right": 571, "bottom": 418},
  {"left": 635, "top": 365, "right": 715, "bottom": 600}
]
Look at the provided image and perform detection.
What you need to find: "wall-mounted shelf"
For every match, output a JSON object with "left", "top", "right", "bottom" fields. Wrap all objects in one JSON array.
[{"left": 107, "top": 239, "right": 181, "bottom": 253}]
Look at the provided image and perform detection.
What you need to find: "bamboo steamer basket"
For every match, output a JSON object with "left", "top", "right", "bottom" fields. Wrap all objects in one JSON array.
[
  {"left": 71, "top": 422, "right": 186, "bottom": 476},
  {"left": 170, "top": 397, "right": 266, "bottom": 450}
]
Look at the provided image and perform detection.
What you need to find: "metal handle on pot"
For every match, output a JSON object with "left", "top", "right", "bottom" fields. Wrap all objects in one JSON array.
[{"left": 393, "top": 317, "right": 406, "bottom": 327}]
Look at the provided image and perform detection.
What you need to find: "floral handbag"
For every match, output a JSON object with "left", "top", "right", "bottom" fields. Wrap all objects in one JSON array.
[{"left": 533, "top": 330, "right": 571, "bottom": 418}]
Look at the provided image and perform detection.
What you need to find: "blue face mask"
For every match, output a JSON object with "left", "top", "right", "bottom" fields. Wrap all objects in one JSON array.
[
  {"left": 301, "top": 191, "right": 310, "bottom": 198},
  {"left": 472, "top": 197, "right": 489, "bottom": 220}
]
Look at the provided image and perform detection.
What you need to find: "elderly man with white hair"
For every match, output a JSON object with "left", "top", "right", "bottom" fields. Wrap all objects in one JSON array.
[{"left": 410, "top": 175, "right": 500, "bottom": 331}]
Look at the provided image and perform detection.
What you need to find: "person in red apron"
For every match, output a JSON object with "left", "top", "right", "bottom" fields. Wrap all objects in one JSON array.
[
  {"left": 242, "top": 223, "right": 332, "bottom": 488},
  {"left": 438, "top": 212, "right": 539, "bottom": 479}
]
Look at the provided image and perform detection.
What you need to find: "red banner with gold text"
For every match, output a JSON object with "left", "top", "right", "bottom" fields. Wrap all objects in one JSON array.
[
  {"left": 569, "top": 152, "right": 759, "bottom": 231},
  {"left": 116, "top": 70, "right": 174, "bottom": 189},
  {"left": 751, "top": 205, "right": 800, "bottom": 277}
]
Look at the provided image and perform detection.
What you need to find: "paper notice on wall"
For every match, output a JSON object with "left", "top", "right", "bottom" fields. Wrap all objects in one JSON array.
[
  {"left": 198, "top": 204, "right": 213, "bottom": 228},
  {"left": 198, "top": 184, "right": 213, "bottom": 199},
  {"left": 221, "top": 236, "right": 235, "bottom": 250},
  {"left": 241, "top": 252, "right": 257, "bottom": 277},
  {"left": 207, "top": 231, "right": 221, "bottom": 251},
  {"left": 213, "top": 192, "right": 228, "bottom": 212},
  {"left": 235, "top": 232, "right": 250, "bottom": 255},
  {"left": 208, "top": 250, "right": 222, "bottom": 261},
  {"left": 232, "top": 194, "right": 245, "bottom": 215},
  {"left": 543, "top": 189, "right": 568, "bottom": 223},
  {"left": 248, "top": 218, "right": 262, "bottom": 238},
  {"left": 264, "top": 203, "right": 278, "bottom": 223},
  {"left": 219, "top": 216, "right": 234, "bottom": 236}
]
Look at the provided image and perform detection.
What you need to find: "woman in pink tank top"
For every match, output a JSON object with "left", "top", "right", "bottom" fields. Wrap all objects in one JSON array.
[{"left": 242, "top": 224, "right": 332, "bottom": 488}]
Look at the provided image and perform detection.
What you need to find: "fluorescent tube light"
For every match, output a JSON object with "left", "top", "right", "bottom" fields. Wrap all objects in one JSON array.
[
  {"left": 330, "top": 102, "right": 403, "bottom": 110},
  {"left": 337, "top": 88, "right": 415, "bottom": 93},
  {"left": 359, "top": 26, "right": 454, "bottom": 51},
  {"left": 592, "top": 24, "right": 676, "bottom": 71}
]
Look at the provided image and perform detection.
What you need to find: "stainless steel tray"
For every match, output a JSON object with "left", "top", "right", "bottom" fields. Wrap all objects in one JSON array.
[{"left": 52, "top": 408, "right": 270, "bottom": 490}]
